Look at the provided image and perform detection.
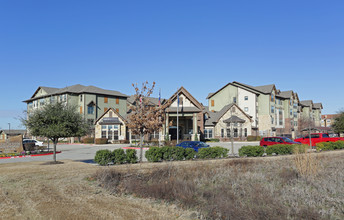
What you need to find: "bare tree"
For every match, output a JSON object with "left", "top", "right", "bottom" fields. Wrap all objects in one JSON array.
[
  {"left": 298, "top": 116, "right": 315, "bottom": 136},
  {"left": 127, "top": 81, "right": 167, "bottom": 162}
]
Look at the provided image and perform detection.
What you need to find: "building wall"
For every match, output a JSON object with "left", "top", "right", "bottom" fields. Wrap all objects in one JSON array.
[
  {"left": 95, "top": 109, "right": 126, "bottom": 141},
  {"left": 213, "top": 106, "right": 252, "bottom": 140},
  {"left": 237, "top": 87, "right": 257, "bottom": 127},
  {"left": 209, "top": 84, "right": 237, "bottom": 112}
]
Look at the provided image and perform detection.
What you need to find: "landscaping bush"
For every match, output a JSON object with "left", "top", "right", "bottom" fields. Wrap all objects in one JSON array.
[
  {"left": 125, "top": 149, "right": 137, "bottom": 163},
  {"left": 266, "top": 144, "right": 296, "bottom": 155},
  {"left": 238, "top": 145, "right": 264, "bottom": 157},
  {"left": 184, "top": 148, "right": 196, "bottom": 160},
  {"left": 171, "top": 147, "right": 185, "bottom": 161},
  {"left": 145, "top": 147, "right": 163, "bottom": 162},
  {"left": 315, "top": 141, "right": 344, "bottom": 151},
  {"left": 82, "top": 137, "right": 94, "bottom": 144},
  {"left": 197, "top": 147, "right": 229, "bottom": 159},
  {"left": 95, "top": 138, "right": 108, "bottom": 144},
  {"left": 23, "top": 142, "right": 36, "bottom": 151},
  {"left": 94, "top": 149, "right": 112, "bottom": 166},
  {"left": 247, "top": 135, "right": 262, "bottom": 141},
  {"left": 112, "top": 149, "right": 126, "bottom": 164},
  {"left": 161, "top": 146, "right": 174, "bottom": 161},
  {"left": 205, "top": 138, "right": 220, "bottom": 142}
]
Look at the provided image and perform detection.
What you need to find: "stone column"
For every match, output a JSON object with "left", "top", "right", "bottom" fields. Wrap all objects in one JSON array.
[{"left": 193, "top": 113, "right": 197, "bottom": 140}]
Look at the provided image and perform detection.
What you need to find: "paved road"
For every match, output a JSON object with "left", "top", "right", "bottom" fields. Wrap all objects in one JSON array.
[{"left": 0, "top": 142, "right": 259, "bottom": 164}]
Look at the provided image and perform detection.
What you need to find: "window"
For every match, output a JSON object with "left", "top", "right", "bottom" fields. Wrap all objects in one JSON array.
[
  {"left": 87, "top": 106, "right": 94, "bottom": 114},
  {"left": 271, "top": 94, "right": 274, "bottom": 102},
  {"left": 50, "top": 96, "right": 55, "bottom": 103},
  {"left": 234, "top": 128, "right": 238, "bottom": 137},
  {"left": 244, "top": 107, "right": 249, "bottom": 112},
  {"left": 233, "top": 97, "right": 237, "bottom": 103},
  {"left": 80, "top": 106, "right": 82, "bottom": 114},
  {"left": 279, "top": 120, "right": 283, "bottom": 126},
  {"left": 204, "top": 129, "right": 213, "bottom": 139},
  {"left": 226, "top": 129, "right": 231, "bottom": 138},
  {"left": 211, "top": 100, "right": 214, "bottom": 107},
  {"left": 271, "top": 117, "right": 274, "bottom": 125},
  {"left": 116, "top": 108, "right": 119, "bottom": 113},
  {"left": 101, "top": 125, "right": 107, "bottom": 138},
  {"left": 80, "top": 95, "right": 82, "bottom": 102},
  {"left": 40, "top": 99, "right": 45, "bottom": 106},
  {"left": 271, "top": 106, "right": 275, "bottom": 113},
  {"left": 294, "top": 112, "right": 297, "bottom": 118},
  {"left": 116, "top": 98, "right": 119, "bottom": 104},
  {"left": 244, "top": 96, "right": 248, "bottom": 101},
  {"left": 244, "top": 128, "right": 247, "bottom": 137},
  {"left": 221, "top": 129, "right": 224, "bottom": 138},
  {"left": 104, "top": 97, "right": 108, "bottom": 103}
]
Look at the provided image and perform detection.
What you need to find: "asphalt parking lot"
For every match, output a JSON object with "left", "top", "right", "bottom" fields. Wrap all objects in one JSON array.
[{"left": 0, "top": 141, "right": 259, "bottom": 164}]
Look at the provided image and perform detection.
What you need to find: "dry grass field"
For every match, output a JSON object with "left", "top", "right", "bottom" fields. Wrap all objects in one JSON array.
[
  {"left": 95, "top": 150, "right": 344, "bottom": 220},
  {"left": 0, "top": 161, "right": 194, "bottom": 220},
  {"left": 1, "top": 150, "right": 344, "bottom": 220}
]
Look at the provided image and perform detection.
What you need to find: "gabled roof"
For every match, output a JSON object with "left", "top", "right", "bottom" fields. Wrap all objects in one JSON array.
[
  {"left": 207, "top": 81, "right": 261, "bottom": 100},
  {"left": 300, "top": 100, "right": 313, "bottom": 107},
  {"left": 24, "top": 84, "right": 129, "bottom": 102},
  {"left": 31, "top": 86, "right": 59, "bottom": 98},
  {"left": 204, "top": 103, "right": 252, "bottom": 126},
  {"left": 313, "top": 103, "right": 323, "bottom": 109},
  {"left": 0, "top": 129, "right": 27, "bottom": 135},
  {"left": 254, "top": 84, "right": 276, "bottom": 94},
  {"left": 277, "top": 90, "right": 293, "bottom": 99},
  {"left": 166, "top": 87, "right": 203, "bottom": 111},
  {"left": 94, "top": 108, "right": 127, "bottom": 125}
]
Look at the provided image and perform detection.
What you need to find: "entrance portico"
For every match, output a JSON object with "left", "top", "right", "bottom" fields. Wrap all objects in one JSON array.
[{"left": 162, "top": 87, "right": 204, "bottom": 141}]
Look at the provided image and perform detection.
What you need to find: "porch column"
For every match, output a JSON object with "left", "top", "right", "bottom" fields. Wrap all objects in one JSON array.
[
  {"left": 193, "top": 113, "right": 197, "bottom": 140},
  {"left": 165, "top": 113, "right": 169, "bottom": 139}
]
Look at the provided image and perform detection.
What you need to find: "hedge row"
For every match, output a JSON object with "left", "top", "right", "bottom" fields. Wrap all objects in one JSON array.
[
  {"left": 239, "top": 145, "right": 264, "bottom": 157},
  {"left": 95, "top": 138, "right": 108, "bottom": 144},
  {"left": 316, "top": 141, "right": 344, "bottom": 151},
  {"left": 247, "top": 135, "right": 262, "bottom": 141},
  {"left": 145, "top": 146, "right": 229, "bottom": 162},
  {"left": 94, "top": 149, "right": 137, "bottom": 165}
]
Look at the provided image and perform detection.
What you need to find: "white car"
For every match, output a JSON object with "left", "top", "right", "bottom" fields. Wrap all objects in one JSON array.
[{"left": 23, "top": 139, "right": 44, "bottom": 146}]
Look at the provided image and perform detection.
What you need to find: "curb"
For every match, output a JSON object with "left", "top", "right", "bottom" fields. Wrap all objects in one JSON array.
[{"left": 0, "top": 151, "right": 62, "bottom": 160}]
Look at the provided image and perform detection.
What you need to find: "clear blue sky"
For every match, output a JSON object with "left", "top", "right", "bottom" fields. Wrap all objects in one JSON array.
[{"left": 1, "top": 0, "right": 343, "bottom": 129}]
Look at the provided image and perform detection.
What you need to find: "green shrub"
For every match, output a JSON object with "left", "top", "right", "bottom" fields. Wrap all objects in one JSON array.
[
  {"left": 161, "top": 146, "right": 174, "bottom": 161},
  {"left": 247, "top": 136, "right": 262, "bottom": 141},
  {"left": 205, "top": 138, "right": 220, "bottom": 142},
  {"left": 126, "top": 149, "right": 137, "bottom": 163},
  {"left": 95, "top": 138, "right": 108, "bottom": 144},
  {"left": 112, "top": 149, "right": 126, "bottom": 164},
  {"left": 197, "top": 147, "right": 229, "bottom": 159},
  {"left": 184, "top": 148, "right": 196, "bottom": 160},
  {"left": 82, "top": 137, "right": 94, "bottom": 144},
  {"left": 145, "top": 147, "right": 163, "bottom": 162},
  {"left": 266, "top": 144, "right": 296, "bottom": 155},
  {"left": 315, "top": 141, "right": 344, "bottom": 152},
  {"left": 171, "top": 147, "right": 185, "bottom": 161},
  {"left": 238, "top": 145, "right": 264, "bottom": 157},
  {"left": 94, "top": 149, "right": 112, "bottom": 166}
]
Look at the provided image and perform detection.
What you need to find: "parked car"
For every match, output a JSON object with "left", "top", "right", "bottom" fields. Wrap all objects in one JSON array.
[
  {"left": 260, "top": 137, "right": 301, "bottom": 147},
  {"left": 23, "top": 139, "right": 44, "bottom": 147},
  {"left": 294, "top": 133, "right": 344, "bottom": 146},
  {"left": 176, "top": 141, "right": 210, "bottom": 152}
]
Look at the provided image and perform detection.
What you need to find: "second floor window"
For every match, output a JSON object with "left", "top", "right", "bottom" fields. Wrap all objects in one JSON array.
[
  {"left": 233, "top": 97, "right": 237, "bottom": 103},
  {"left": 104, "top": 97, "right": 108, "bottom": 103},
  {"left": 271, "top": 106, "right": 275, "bottom": 113},
  {"left": 88, "top": 106, "right": 94, "bottom": 114},
  {"left": 244, "top": 96, "right": 248, "bottom": 101}
]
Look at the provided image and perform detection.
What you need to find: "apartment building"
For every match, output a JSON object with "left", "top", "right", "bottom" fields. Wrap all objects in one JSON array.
[
  {"left": 321, "top": 114, "right": 338, "bottom": 127},
  {"left": 23, "top": 84, "right": 129, "bottom": 127}
]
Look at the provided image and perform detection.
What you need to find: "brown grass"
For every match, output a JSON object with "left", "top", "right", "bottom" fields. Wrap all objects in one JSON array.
[
  {"left": 0, "top": 160, "right": 194, "bottom": 220},
  {"left": 293, "top": 146, "right": 319, "bottom": 177},
  {"left": 95, "top": 151, "right": 344, "bottom": 220}
]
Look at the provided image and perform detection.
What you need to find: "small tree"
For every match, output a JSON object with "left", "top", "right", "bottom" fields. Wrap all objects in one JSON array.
[
  {"left": 127, "top": 81, "right": 167, "bottom": 162},
  {"left": 23, "top": 102, "right": 90, "bottom": 162},
  {"left": 332, "top": 111, "right": 344, "bottom": 135}
]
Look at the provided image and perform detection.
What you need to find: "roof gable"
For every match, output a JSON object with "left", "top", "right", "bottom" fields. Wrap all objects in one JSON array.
[
  {"left": 95, "top": 108, "right": 126, "bottom": 124},
  {"left": 166, "top": 87, "right": 203, "bottom": 111}
]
